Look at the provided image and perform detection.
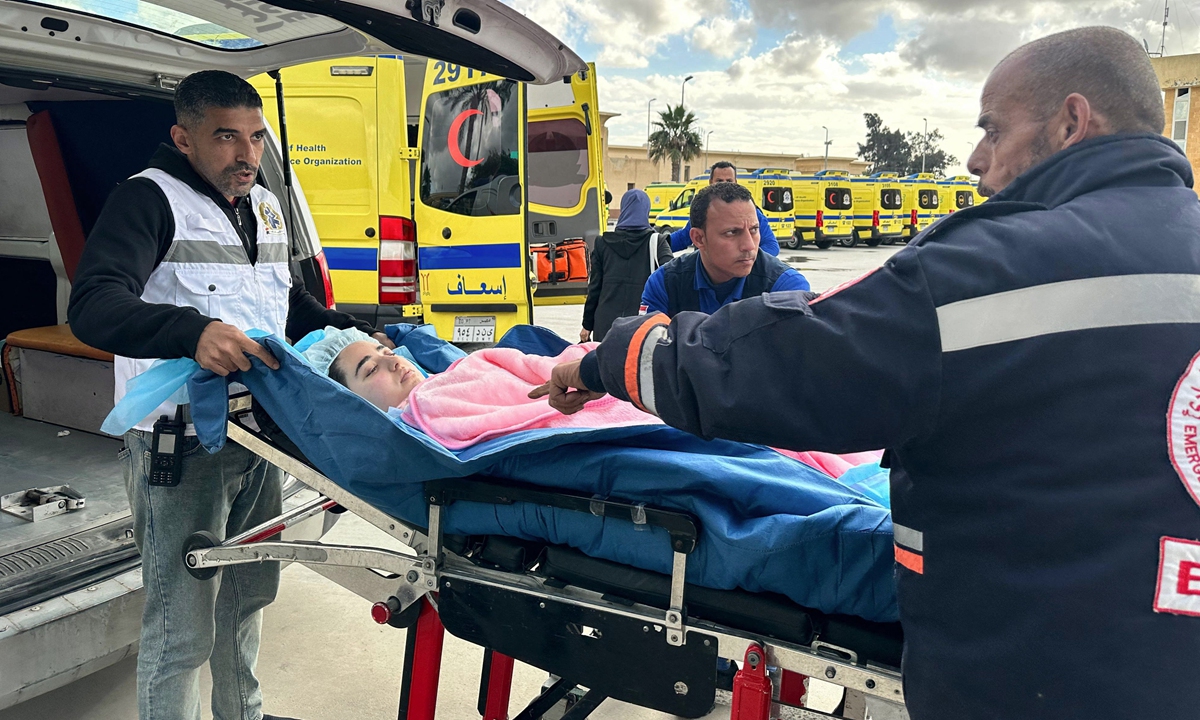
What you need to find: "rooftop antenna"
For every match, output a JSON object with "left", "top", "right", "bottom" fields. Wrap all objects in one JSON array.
[{"left": 1160, "top": 0, "right": 1170, "bottom": 57}]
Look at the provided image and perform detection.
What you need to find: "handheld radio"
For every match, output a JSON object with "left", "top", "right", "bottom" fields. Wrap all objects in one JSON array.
[{"left": 149, "top": 406, "right": 185, "bottom": 487}]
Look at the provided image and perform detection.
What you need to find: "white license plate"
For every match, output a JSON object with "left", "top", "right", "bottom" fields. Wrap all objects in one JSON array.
[{"left": 452, "top": 315, "right": 496, "bottom": 343}]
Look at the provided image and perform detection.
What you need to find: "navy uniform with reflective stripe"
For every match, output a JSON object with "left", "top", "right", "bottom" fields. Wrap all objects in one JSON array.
[{"left": 583, "top": 135, "right": 1200, "bottom": 719}]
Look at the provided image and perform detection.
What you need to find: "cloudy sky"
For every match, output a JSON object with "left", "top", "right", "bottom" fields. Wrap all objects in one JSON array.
[{"left": 504, "top": 0, "right": 1181, "bottom": 174}]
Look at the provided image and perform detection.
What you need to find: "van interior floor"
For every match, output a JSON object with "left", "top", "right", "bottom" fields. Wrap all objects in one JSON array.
[{"left": 0, "top": 413, "right": 134, "bottom": 615}]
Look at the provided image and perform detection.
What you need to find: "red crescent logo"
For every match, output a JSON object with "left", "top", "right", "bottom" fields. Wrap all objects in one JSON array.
[{"left": 448, "top": 109, "right": 484, "bottom": 168}]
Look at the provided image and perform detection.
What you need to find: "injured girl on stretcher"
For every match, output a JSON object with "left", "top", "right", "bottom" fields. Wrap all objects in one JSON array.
[
  {"left": 284, "top": 325, "right": 897, "bottom": 622},
  {"left": 304, "top": 325, "right": 671, "bottom": 451},
  {"left": 303, "top": 326, "right": 882, "bottom": 478}
]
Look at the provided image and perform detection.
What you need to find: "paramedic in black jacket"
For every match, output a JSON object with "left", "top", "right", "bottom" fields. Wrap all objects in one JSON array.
[
  {"left": 580, "top": 188, "right": 673, "bottom": 341},
  {"left": 533, "top": 27, "right": 1200, "bottom": 720}
]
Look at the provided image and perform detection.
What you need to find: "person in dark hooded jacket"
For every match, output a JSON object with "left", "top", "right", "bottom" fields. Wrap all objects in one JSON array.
[{"left": 580, "top": 189, "right": 673, "bottom": 341}]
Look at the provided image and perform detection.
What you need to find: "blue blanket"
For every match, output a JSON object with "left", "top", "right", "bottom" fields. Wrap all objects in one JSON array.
[{"left": 189, "top": 327, "right": 898, "bottom": 622}]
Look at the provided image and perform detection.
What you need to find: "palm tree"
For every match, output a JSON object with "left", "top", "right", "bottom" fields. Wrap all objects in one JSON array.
[{"left": 648, "top": 104, "right": 703, "bottom": 182}]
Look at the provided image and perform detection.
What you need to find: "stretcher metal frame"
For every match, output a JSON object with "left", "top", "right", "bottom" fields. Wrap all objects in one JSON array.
[{"left": 182, "top": 398, "right": 908, "bottom": 720}]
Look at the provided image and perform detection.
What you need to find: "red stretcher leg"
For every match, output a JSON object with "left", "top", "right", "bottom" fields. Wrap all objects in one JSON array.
[
  {"left": 481, "top": 651, "right": 515, "bottom": 720},
  {"left": 778, "top": 670, "right": 808, "bottom": 708},
  {"left": 402, "top": 599, "right": 446, "bottom": 720},
  {"left": 730, "top": 644, "right": 772, "bottom": 720}
]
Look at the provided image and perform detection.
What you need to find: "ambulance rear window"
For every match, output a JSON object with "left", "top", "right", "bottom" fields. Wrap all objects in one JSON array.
[
  {"left": 420, "top": 79, "right": 521, "bottom": 217},
  {"left": 880, "top": 188, "right": 903, "bottom": 209},
  {"left": 824, "top": 187, "right": 851, "bottom": 210},
  {"left": 919, "top": 189, "right": 939, "bottom": 210},
  {"left": 761, "top": 186, "right": 793, "bottom": 213},
  {"left": 527, "top": 118, "right": 589, "bottom": 209},
  {"left": 956, "top": 191, "right": 975, "bottom": 209}
]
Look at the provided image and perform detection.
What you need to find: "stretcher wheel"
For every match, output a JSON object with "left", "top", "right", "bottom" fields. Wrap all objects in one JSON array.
[{"left": 182, "top": 531, "right": 221, "bottom": 581}]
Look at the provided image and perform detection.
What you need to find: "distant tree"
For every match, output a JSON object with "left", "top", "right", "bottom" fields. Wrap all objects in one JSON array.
[
  {"left": 857, "top": 113, "right": 957, "bottom": 176},
  {"left": 648, "top": 104, "right": 703, "bottom": 182},
  {"left": 908, "top": 128, "right": 956, "bottom": 176}
]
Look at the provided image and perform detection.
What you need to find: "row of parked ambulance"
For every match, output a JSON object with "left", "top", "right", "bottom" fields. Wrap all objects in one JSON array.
[{"left": 647, "top": 170, "right": 986, "bottom": 250}]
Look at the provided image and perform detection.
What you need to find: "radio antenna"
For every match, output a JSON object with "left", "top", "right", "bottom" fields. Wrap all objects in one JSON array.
[{"left": 1160, "top": 0, "right": 1170, "bottom": 57}]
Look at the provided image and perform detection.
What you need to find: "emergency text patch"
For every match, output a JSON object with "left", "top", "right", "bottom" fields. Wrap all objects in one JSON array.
[
  {"left": 1167, "top": 350, "right": 1200, "bottom": 509},
  {"left": 1154, "top": 536, "right": 1200, "bottom": 617}
]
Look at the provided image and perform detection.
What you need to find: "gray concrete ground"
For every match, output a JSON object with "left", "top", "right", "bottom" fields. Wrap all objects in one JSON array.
[{"left": 0, "top": 244, "right": 902, "bottom": 720}]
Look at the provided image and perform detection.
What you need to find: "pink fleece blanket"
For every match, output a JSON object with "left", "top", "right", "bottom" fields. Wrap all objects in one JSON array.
[
  {"left": 401, "top": 344, "right": 662, "bottom": 449},
  {"left": 401, "top": 343, "right": 885, "bottom": 477}
]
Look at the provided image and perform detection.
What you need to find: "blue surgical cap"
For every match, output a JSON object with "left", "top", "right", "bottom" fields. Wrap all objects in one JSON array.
[{"left": 301, "top": 326, "right": 372, "bottom": 376}]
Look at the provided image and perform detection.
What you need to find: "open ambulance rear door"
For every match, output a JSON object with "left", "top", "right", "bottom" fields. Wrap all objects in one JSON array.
[{"left": 526, "top": 63, "right": 606, "bottom": 306}]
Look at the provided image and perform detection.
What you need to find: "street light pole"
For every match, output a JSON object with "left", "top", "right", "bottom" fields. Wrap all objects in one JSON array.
[
  {"left": 966, "top": 141, "right": 975, "bottom": 174},
  {"left": 646, "top": 97, "right": 656, "bottom": 146},
  {"left": 681, "top": 75, "right": 694, "bottom": 107},
  {"left": 921, "top": 117, "right": 928, "bottom": 173},
  {"left": 706, "top": 130, "right": 714, "bottom": 169},
  {"left": 822, "top": 125, "right": 830, "bottom": 171}
]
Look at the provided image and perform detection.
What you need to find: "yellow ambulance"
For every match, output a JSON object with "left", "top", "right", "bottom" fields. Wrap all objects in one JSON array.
[
  {"left": 850, "top": 173, "right": 906, "bottom": 247},
  {"left": 652, "top": 174, "right": 707, "bottom": 232},
  {"left": 646, "top": 182, "right": 685, "bottom": 218},
  {"left": 744, "top": 169, "right": 794, "bottom": 241},
  {"left": 900, "top": 173, "right": 944, "bottom": 241},
  {"left": 938, "top": 175, "right": 986, "bottom": 216},
  {"left": 252, "top": 56, "right": 606, "bottom": 342},
  {"left": 787, "top": 170, "right": 855, "bottom": 250}
]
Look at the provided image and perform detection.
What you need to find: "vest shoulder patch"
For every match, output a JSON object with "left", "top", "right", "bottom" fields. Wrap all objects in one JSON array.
[{"left": 257, "top": 201, "right": 285, "bottom": 234}]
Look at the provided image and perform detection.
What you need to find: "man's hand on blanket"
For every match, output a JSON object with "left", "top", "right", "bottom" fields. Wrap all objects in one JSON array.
[
  {"left": 528, "top": 359, "right": 607, "bottom": 415},
  {"left": 371, "top": 332, "right": 397, "bottom": 349},
  {"left": 195, "top": 322, "right": 279, "bottom": 376}
]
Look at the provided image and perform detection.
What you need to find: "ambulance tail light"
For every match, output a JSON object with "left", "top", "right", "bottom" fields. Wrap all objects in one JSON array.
[
  {"left": 872, "top": 210, "right": 880, "bottom": 227},
  {"left": 314, "top": 250, "right": 335, "bottom": 309},
  {"left": 911, "top": 209, "right": 919, "bottom": 226},
  {"left": 379, "top": 216, "right": 417, "bottom": 306},
  {"left": 815, "top": 210, "right": 824, "bottom": 228}
]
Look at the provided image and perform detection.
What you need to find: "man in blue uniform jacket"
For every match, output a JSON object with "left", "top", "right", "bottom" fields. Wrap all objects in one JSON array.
[
  {"left": 642, "top": 182, "right": 808, "bottom": 317},
  {"left": 667, "top": 161, "right": 780, "bottom": 256},
  {"left": 534, "top": 27, "right": 1200, "bottom": 720}
]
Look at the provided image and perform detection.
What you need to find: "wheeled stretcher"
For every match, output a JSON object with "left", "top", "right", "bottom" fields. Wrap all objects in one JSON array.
[{"left": 182, "top": 395, "right": 908, "bottom": 720}]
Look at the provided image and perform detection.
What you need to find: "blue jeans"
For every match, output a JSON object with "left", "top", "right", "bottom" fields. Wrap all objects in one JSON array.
[{"left": 122, "top": 431, "right": 282, "bottom": 720}]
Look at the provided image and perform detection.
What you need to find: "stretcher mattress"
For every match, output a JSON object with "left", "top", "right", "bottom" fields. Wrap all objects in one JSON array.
[{"left": 188, "top": 328, "right": 898, "bottom": 622}]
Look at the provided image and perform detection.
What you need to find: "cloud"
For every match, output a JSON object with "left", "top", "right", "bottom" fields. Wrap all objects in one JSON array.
[
  {"left": 508, "top": 0, "right": 732, "bottom": 68},
  {"left": 691, "top": 15, "right": 758, "bottom": 59},
  {"left": 898, "top": 14, "right": 1027, "bottom": 78},
  {"left": 503, "top": 0, "right": 1177, "bottom": 174}
]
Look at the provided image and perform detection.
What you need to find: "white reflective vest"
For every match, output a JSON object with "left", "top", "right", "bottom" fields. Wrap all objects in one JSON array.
[{"left": 114, "top": 168, "right": 291, "bottom": 430}]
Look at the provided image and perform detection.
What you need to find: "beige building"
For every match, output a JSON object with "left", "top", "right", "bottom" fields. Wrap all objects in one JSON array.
[
  {"left": 604, "top": 144, "right": 868, "bottom": 201},
  {"left": 1151, "top": 54, "right": 1200, "bottom": 188}
]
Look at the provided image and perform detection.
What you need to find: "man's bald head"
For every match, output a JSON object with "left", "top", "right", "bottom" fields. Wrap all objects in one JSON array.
[
  {"left": 969, "top": 27, "right": 1165, "bottom": 195},
  {"left": 998, "top": 27, "right": 1163, "bottom": 134}
]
